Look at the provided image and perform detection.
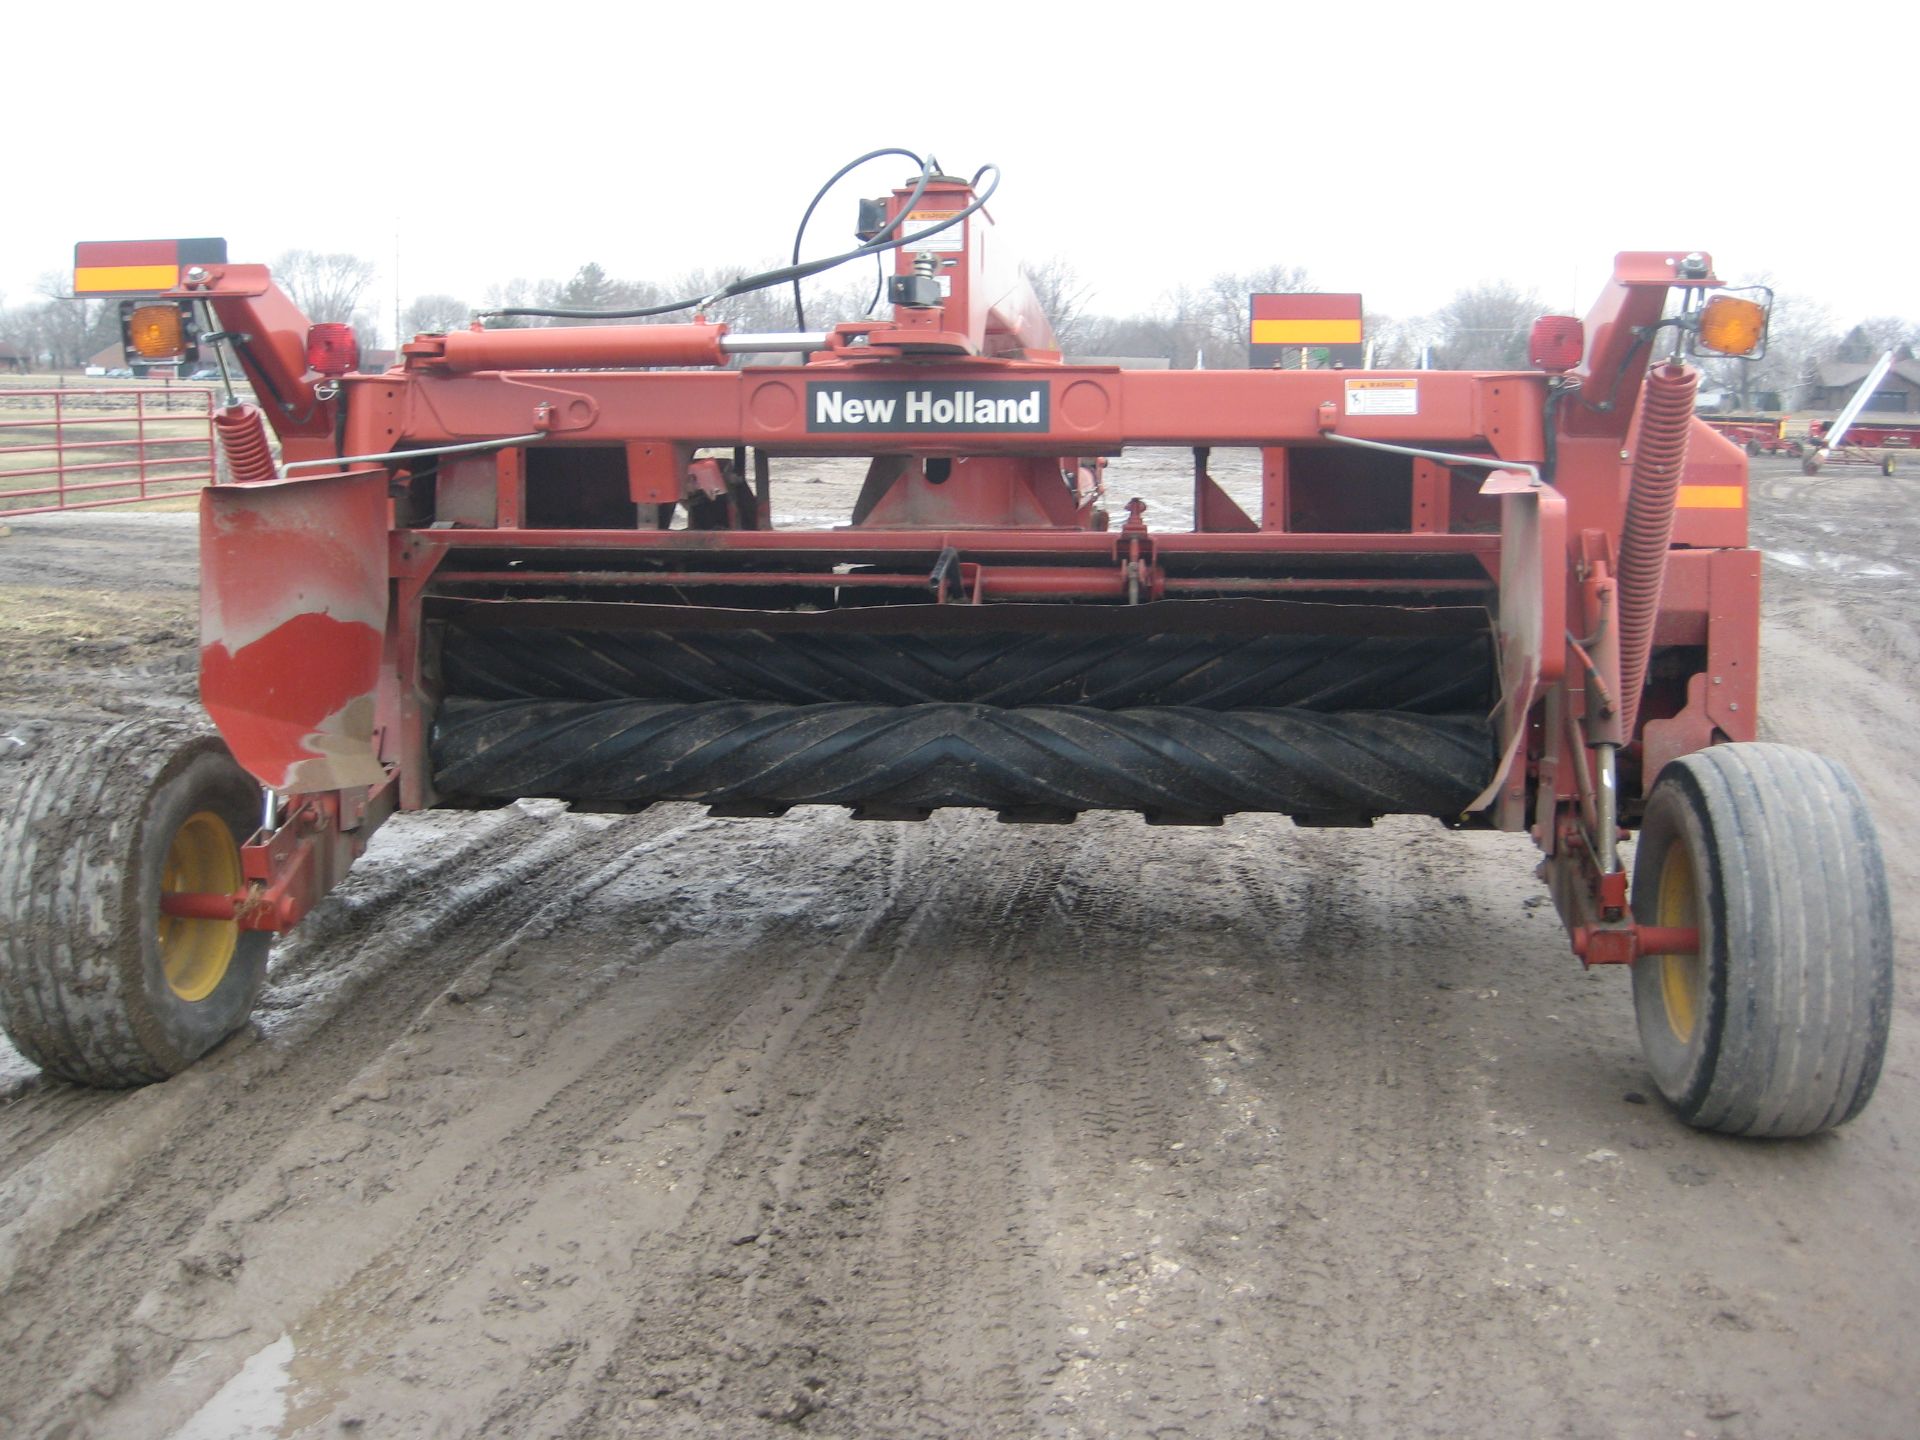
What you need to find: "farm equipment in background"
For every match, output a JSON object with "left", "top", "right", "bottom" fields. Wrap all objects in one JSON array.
[
  {"left": 1805, "top": 351, "right": 1905, "bottom": 474},
  {"left": 0, "top": 153, "right": 1891, "bottom": 1139},
  {"left": 1701, "top": 416, "right": 1802, "bottom": 458},
  {"left": 1815, "top": 418, "right": 1919, "bottom": 452}
]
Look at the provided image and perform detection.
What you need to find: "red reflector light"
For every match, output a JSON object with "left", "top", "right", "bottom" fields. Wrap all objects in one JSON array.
[
  {"left": 306, "top": 323, "right": 359, "bottom": 377},
  {"left": 1530, "top": 316, "right": 1584, "bottom": 372}
]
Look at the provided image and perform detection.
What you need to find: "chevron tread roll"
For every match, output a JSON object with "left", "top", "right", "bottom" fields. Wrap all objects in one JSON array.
[
  {"left": 438, "top": 627, "right": 1492, "bottom": 714},
  {"left": 432, "top": 698, "right": 1494, "bottom": 818}
]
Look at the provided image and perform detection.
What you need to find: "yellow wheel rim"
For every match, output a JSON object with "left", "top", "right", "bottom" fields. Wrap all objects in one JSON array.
[
  {"left": 1654, "top": 841, "right": 1704, "bottom": 1044},
  {"left": 159, "top": 811, "right": 241, "bottom": 1003}
]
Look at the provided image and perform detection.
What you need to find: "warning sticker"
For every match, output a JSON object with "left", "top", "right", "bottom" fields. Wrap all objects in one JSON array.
[
  {"left": 904, "top": 209, "right": 965, "bottom": 252},
  {"left": 1345, "top": 378, "right": 1418, "bottom": 416}
]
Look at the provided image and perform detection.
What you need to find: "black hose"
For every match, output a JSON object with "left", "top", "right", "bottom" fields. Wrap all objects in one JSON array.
[
  {"left": 788, "top": 147, "right": 931, "bottom": 330},
  {"left": 480, "top": 153, "right": 1002, "bottom": 323}
]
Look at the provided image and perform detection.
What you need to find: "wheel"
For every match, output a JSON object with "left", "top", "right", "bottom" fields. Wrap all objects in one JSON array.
[
  {"left": 1631, "top": 744, "right": 1892, "bottom": 1137},
  {"left": 1801, "top": 455, "right": 1821, "bottom": 475},
  {"left": 0, "top": 718, "right": 271, "bottom": 1086},
  {"left": 1787, "top": 442, "right": 1805, "bottom": 458},
  {"left": 1882, "top": 458, "right": 1896, "bottom": 476},
  {"left": 1745, "top": 439, "right": 1762, "bottom": 456}
]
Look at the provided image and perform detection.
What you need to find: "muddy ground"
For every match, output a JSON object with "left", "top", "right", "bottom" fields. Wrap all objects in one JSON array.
[{"left": 0, "top": 452, "right": 1913, "bottom": 1439}]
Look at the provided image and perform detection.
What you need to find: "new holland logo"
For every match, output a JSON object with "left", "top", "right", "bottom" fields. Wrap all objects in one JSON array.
[{"left": 807, "top": 380, "right": 1050, "bottom": 433}]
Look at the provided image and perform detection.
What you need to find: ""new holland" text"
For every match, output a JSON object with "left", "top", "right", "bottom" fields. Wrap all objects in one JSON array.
[{"left": 813, "top": 388, "right": 1044, "bottom": 428}]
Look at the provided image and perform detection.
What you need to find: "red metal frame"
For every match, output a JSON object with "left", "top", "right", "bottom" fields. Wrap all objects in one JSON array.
[
  {"left": 98, "top": 196, "right": 1761, "bottom": 963},
  {"left": 0, "top": 387, "right": 217, "bottom": 515},
  {"left": 1804, "top": 416, "right": 1911, "bottom": 473},
  {"left": 1810, "top": 416, "right": 1918, "bottom": 449}
]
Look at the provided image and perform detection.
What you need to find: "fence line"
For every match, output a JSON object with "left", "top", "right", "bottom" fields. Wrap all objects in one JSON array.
[{"left": 0, "top": 387, "right": 218, "bottom": 515}]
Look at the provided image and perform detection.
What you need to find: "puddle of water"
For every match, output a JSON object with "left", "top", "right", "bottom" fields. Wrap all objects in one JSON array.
[
  {"left": 1765, "top": 550, "right": 1904, "bottom": 581},
  {"left": 170, "top": 1334, "right": 293, "bottom": 1440},
  {"left": 0, "top": 1040, "right": 36, "bottom": 1090}
]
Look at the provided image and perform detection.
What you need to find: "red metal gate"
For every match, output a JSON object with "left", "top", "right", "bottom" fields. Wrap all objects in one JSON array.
[{"left": 0, "top": 386, "right": 219, "bottom": 515}]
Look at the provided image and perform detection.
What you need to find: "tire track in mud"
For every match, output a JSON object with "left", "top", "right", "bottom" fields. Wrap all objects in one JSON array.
[
  {"left": 73, "top": 814, "right": 921, "bottom": 1438},
  {"left": 1227, "top": 834, "right": 1547, "bottom": 1435},
  {"left": 4, "top": 481, "right": 1920, "bottom": 1439},
  {"left": 0, "top": 1082, "right": 120, "bottom": 1177},
  {"left": 0, "top": 800, "right": 707, "bottom": 1433},
  {"left": 1034, "top": 823, "right": 1592, "bottom": 1438},
  {"left": 525, "top": 821, "right": 1095, "bottom": 1438},
  {"left": 0, "top": 803, "right": 610, "bottom": 1188},
  {"left": 1744, "top": 464, "right": 1920, "bottom": 955},
  {"left": 7, "top": 795, "right": 1860, "bottom": 1440}
]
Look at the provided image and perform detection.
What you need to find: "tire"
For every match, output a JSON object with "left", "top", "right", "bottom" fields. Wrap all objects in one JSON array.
[
  {"left": 1745, "top": 439, "right": 1762, "bottom": 456},
  {"left": 1787, "top": 442, "right": 1805, "bottom": 458},
  {"left": 1801, "top": 455, "right": 1821, "bottom": 476},
  {"left": 0, "top": 718, "right": 271, "bottom": 1086},
  {"left": 1882, "top": 458, "right": 1896, "bottom": 476},
  {"left": 1631, "top": 744, "right": 1892, "bottom": 1137}
]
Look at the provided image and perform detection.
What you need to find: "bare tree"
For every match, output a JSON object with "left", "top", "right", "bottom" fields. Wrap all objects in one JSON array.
[
  {"left": 526, "top": 262, "right": 668, "bottom": 326},
  {"left": 1706, "top": 280, "right": 1833, "bottom": 409},
  {"left": 664, "top": 264, "right": 784, "bottom": 331},
  {"left": 1363, "top": 311, "right": 1421, "bottom": 369},
  {"left": 400, "top": 293, "right": 472, "bottom": 337},
  {"left": 1021, "top": 256, "right": 1096, "bottom": 352},
  {"left": 0, "top": 305, "right": 43, "bottom": 369},
  {"left": 1151, "top": 264, "right": 1317, "bottom": 368},
  {"left": 1831, "top": 316, "right": 1917, "bottom": 363},
  {"left": 480, "top": 278, "right": 542, "bottom": 329},
  {"left": 1429, "top": 282, "right": 1543, "bottom": 369},
  {"left": 1065, "top": 262, "right": 1314, "bottom": 368},
  {"left": 1204, "top": 264, "right": 1316, "bottom": 366},
  {"left": 799, "top": 271, "right": 888, "bottom": 328},
  {"left": 1075, "top": 312, "right": 1185, "bottom": 365},
  {"left": 24, "top": 273, "right": 117, "bottom": 369},
  {"left": 349, "top": 311, "right": 385, "bottom": 356},
  {"left": 274, "top": 250, "right": 378, "bottom": 323}
]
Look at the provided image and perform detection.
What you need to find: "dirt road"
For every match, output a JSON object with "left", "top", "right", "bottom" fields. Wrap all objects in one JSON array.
[{"left": 0, "top": 455, "right": 1913, "bottom": 1439}]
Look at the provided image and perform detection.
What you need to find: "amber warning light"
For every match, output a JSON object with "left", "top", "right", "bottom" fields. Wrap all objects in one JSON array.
[
  {"left": 120, "top": 300, "right": 199, "bottom": 366},
  {"left": 1695, "top": 293, "right": 1769, "bottom": 359},
  {"left": 126, "top": 304, "right": 184, "bottom": 359}
]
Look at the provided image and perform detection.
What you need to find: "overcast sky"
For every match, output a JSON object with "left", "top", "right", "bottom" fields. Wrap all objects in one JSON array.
[{"left": 7, "top": 0, "right": 1913, "bottom": 338}]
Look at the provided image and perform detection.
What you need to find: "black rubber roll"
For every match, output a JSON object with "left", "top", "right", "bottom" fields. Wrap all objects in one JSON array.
[
  {"left": 431, "top": 698, "right": 1495, "bottom": 818},
  {"left": 438, "top": 627, "right": 1493, "bottom": 715}
]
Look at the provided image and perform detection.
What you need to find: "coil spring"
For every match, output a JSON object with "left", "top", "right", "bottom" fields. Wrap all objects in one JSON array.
[
  {"left": 213, "top": 404, "right": 278, "bottom": 485},
  {"left": 1616, "top": 362, "right": 1699, "bottom": 738}
]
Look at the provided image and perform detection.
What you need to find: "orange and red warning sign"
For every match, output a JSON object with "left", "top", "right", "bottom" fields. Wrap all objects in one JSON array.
[
  {"left": 72, "top": 238, "right": 227, "bottom": 296},
  {"left": 1250, "top": 292, "right": 1363, "bottom": 367}
]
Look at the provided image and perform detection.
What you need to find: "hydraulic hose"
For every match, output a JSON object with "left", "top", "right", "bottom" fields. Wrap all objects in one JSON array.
[
  {"left": 479, "top": 152, "right": 1000, "bottom": 323},
  {"left": 1615, "top": 362, "right": 1699, "bottom": 739}
]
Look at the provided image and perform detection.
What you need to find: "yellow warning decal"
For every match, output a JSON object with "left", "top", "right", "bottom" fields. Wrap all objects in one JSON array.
[
  {"left": 1251, "top": 319, "right": 1365, "bottom": 345},
  {"left": 74, "top": 263, "right": 180, "bottom": 295},
  {"left": 1677, "top": 485, "right": 1744, "bottom": 509},
  {"left": 1345, "top": 377, "right": 1418, "bottom": 417},
  {"left": 904, "top": 210, "right": 964, "bottom": 253}
]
